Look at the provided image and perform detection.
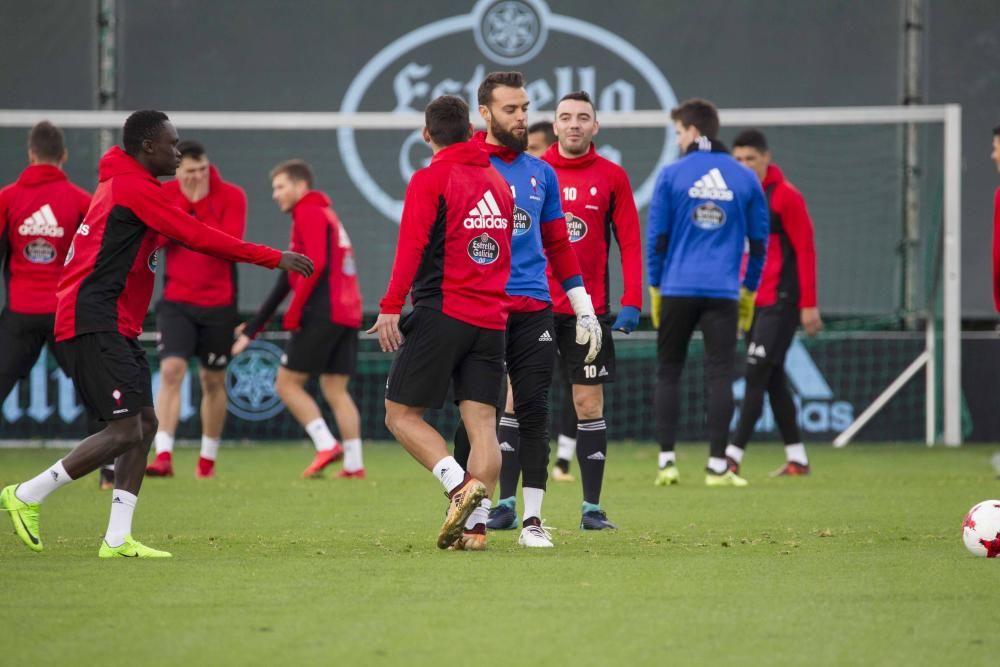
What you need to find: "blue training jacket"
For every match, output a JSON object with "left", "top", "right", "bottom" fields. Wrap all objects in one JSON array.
[{"left": 646, "top": 139, "right": 769, "bottom": 300}]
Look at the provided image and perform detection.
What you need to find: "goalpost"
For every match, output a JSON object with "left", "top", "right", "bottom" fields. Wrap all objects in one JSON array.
[{"left": 0, "top": 105, "right": 962, "bottom": 446}]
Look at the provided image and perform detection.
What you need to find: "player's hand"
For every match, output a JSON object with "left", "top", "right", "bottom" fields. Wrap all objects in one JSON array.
[
  {"left": 801, "top": 307, "right": 823, "bottom": 337},
  {"left": 278, "top": 251, "right": 314, "bottom": 277},
  {"left": 367, "top": 312, "right": 403, "bottom": 352},
  {"left": 648, "top": 287, "right": 661, "bottom": 330},
  {"left": 612, "top": 306, "right": 640, "bottom": 334},
  {"left": 231, "top": 334, "right": 251, "bottom": 357},
  {"left": 576, "top": 314, "right": 603, "bottom": 364},
  {"left": 738, "top": 287, "right": 757, "bottom": 333}
]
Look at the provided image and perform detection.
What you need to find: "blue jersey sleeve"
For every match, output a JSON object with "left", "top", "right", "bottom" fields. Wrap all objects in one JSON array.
[
  {"left": 742, "top": 176, "right": 770, "bottom": 291},
  {"left": 540, "top": 163, "right": 564, "bottom": 223},
  {"left": 646, "top": 167, "right": 673, "bottom": 290}
]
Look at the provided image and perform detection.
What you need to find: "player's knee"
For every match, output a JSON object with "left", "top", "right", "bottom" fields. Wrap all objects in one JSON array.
[
  {"left": 200, "top": 370, "right": 225, "bottom": 396},
  {"left": 159, "top": 358, "right": 186, "bottom": 386},
  {"left": 512, "top": 403, "right": 547, "bottom": 440},
  {"left": 744, "top": 359, "right": 772, "bottom": 388},
  {"left": 107, "top": 418, "right": 144, "bottom": 453},
  {"left": 573, "top": 393, "right": 603, "bottom": 420},
  {"left": 656, "top": 360, "right": 683, "bottom": 381},
  {"left": 384, "top": 402, "right": 409, "bottom": 436}
]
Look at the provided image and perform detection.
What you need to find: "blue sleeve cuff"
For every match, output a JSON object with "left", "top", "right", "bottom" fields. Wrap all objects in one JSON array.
[{"left": 561, "top": 275, "right": 584, "bottom": 291}]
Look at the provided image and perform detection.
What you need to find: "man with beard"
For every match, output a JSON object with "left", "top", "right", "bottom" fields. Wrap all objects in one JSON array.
[{"left": 453, "top": 71, "right": 602, "bottom": 548}]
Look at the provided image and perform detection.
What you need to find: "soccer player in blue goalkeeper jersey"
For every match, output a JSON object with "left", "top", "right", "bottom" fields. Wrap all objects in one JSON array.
[{"left": 646, "top": 98, "right": 769, "bottom": 488}]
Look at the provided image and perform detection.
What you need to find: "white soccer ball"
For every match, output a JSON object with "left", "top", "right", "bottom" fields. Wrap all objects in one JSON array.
[{"left": 962, "top": 500, "right": 1000, "bottom": 558}]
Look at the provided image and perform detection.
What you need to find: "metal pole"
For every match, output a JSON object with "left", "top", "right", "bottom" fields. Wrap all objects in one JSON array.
[
  {"left": 925, "top": 316, "right": 935, "bottom": 445},
  {"left": 902, "top": 0, "right": 923, "bottom": 329},
  {"left": 942, "top": 104, "right": 962, "bottom": 446},
  {"left": 97, "top": 0, "right": 117, "bottom": 154}
]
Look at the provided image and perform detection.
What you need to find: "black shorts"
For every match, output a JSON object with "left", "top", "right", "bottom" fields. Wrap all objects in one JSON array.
[
  {"left": 554, "top": 314, "right": 615, "bottom": 385},
  {"left": 156, "top": 299, "right": 237, "bottom": 370},
  {"left": 283, "top": 321, "right": 358, "bottom": 376},
  {"left": 657, "top": 296, "right": 738, "bottom": 365},
  {"left": 0, "top": 308, "right": 68, "bottom": 380},
  {"left": 746, "top": 303, "right": 799, "bottom": 367},
  {"left": 59, "top": 331, "right": 153, "bottom": 421},
  {"left": 385, "top": 307, "right": 505, "bottom": 409}
]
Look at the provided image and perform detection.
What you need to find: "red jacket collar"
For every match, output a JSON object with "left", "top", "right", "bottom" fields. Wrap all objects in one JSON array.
[
  {"left": 98, "top": 146, "right": 161, "bottom": 186},
  {"left": 762, "top": 163, "right": 785, "bottom": 189},
  {"left": 292, "top": 190, "right": 331, "bottom": 212},
  {"left": 541, "top": 142, "right": 599, "bottom": 169},
  {"left": 472, "top": 131, "right": 522, "bottom": 163},
  {"left": 16, "top": 164, "right": 67, "bottom": 187},
  {"left": 430, "top": 140, "right": 490, "bottom": 166}
]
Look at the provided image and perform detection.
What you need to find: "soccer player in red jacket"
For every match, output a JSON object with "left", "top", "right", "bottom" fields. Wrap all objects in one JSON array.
[
  {"left": 0, "top": 110, "right": 312, "bottom": 558},
  {"left": 233, "top": 160, "right": 365, "bottom": 479},
  {"left": 728, "top": 129, "right": 822, "bottom": 476},
  {"left": 369, "top": 95, "right": 515, "bottom": 551},
  {"left": 146, "top": 141, "right": 247, "bottom": 480},
  {"left": 542, "top": 91, "right": 643, "bottom": 529}
]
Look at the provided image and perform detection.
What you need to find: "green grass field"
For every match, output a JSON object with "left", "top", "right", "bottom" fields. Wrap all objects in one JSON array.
[{"left": 1, "top": 441, "right": 998, "bottom": 666}]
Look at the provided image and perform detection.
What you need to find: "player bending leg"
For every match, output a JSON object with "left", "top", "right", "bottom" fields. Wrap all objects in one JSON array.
[
  {"left": 542, "top": 91, "right": 643, "bottom": 529},
  {"left": 647, "top": 99, "right": 769, "bottom": 488},
  {"left": 455, "top": 72, "right": 602, "bottom": 547},
  {"left": 369, "top": 95, "right": 514, "bottom": 550},
  {"left": 727, "top": 129, "right": 822, "bottom": 476},
  {"left": 233, "top": 160, "right": 364, "bottom": 479},
  {"left": 1, "top": 110, "right": 312, "bottom": 558},
  {"left": 147, "top": 140, "right": 247, "bottom": 479}
]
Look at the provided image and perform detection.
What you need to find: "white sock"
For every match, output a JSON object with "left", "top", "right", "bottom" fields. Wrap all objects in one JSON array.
[
  {"left": 785, "top": 443, "right": 808, "bottom": 465},
  {"left": 523, "top": 486, "right": 544, "bottom": 521},
  {"left": 104, "top": 489, "right": 137, "bottom": 548},
  {"left": 556, "top": 434, "right": 577, "bottom": 461},
  {"left": 725, "top": 445, "right": 744, "bottom": 464},
  {"left": 433, "top": 456, "right": 466, "bottom": 494},
  {"left": 343, "top": 438, "right": 363, "bottom": 471},
  {"left": 658, "top": 451, "right": 676, "bottom": 469},
  {"left": 707, "top": 457, "right": 728, "bottom": 474},
  {"left": 16, "top": 460, "right": 73, "bottom": 504},
  {"left": 466, "top": 497, "right": 491, "bottom": 529},
  {"left": 154, "top": 431, "right": 175, "bottom": 455},
  {"left": 200, "top": 436, "right": 221, "bottom": 461},
  {"left": 305, "top": 418, "right": 337, "bottom": 451}
]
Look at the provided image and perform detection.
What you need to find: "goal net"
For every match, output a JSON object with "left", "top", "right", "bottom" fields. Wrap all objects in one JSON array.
[{"left": 0, "top": 106, "right": 962, "bottom": 446}]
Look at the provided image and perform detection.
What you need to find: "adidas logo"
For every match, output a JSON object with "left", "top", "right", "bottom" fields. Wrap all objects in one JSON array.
[
  {"left": 688, "top": 168, "right": 734, "bottom": 202},
  {"left": 598, "top": 366, "right": 609, "bottom": 377},
  {"left": 538, "top": 330, "right": 553, "bottom": 342},
  {"left": 19, "top": 204, "right": 65, "bottom": 238},
  {"left": 112, "top": 496, "right": 123, "bottom": 504},
  {"left": 499, "top": 441, "right": 515, "bottom": 452},
  {"left": 464, "top": 191, "right": 509, "bottom": 229},
  {"left": 50, "top": 470, "right": 59, "bottom": 481},
  {"left": 587, "top": 451, "right": 606, "bottom": 461}
]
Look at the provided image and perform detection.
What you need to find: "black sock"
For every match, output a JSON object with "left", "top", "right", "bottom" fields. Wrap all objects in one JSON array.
[
  {"left": 576, "top": 418, "right": 607, "bottom": 506},
  {"left": 453, "top": 421, "right": 471, "bottom": 470},
  {"left": 497, "top": 412, "right": 521, "bottom": 500}
]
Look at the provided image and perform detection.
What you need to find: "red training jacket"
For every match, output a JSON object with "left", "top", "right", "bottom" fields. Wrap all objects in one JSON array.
[
  {"left": 161, "top": 165, "right": 246, "bottom": 307},
  {"left": 542, "top": 143, "right": 642, "bottom": 316},
  {"left": 285, "top": 190, "right": 363, "bottom": 330},
  {"left": 380, "top": 140, "right": 514, "bottom": 330},
  {"left": 755, "top": 164, "right": 818, "bottom": 309},
  {"left": 993, "top": 187, "right": 1000, "bottom": 312},
  {"left": 55, "top": 147, "right": 282, "bottom": 341},
  {"left": 0, "top": 164, "right": 91, "bottom": 314}
]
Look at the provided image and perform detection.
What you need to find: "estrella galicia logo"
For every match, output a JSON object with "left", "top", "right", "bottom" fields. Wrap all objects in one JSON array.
[
  {"left": 24, "top": 238, "right": 57, "bottom": 264},
  {"left": 512, "top": 207, "right": 532, "bottom": 236},
  {"left": 226, "top": 340, "right": 286, "bottom": 421},
  {"left": 468, "top": 233, "right": 500, "bottom": 265},
  {"left": 565, "top": 212, "right": 587, "bottom": 242},
  {"left": 692, "top": 203, "right": 726, "bottom": 230},
  {"left": 147, "top": 249, "right": 159, "bottom": 273},
  {"left": 338, "top": 0, "right": 678, "bottom": 223}
]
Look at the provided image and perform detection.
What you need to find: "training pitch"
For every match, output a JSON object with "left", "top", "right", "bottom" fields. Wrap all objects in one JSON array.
[{"left": 1, "top": 441, "right": 997, "bottom": 666}]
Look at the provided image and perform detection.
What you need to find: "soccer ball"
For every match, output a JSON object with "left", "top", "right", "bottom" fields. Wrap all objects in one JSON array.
[{"left": 962, "top": 500, "right": 1000, "bottom": 558}]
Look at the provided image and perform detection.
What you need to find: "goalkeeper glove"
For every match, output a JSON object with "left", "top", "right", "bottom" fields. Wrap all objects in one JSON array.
[
  {"left": 566, "top": 286, "right": 602, "bottom": 363},
  {"left": 648, "top": 286, "right": 662, "bottom": 330},
  {"left": 612, "top": 306, "right": 640, "bottom": 334},
  {"left": 738, "top": 287, "right": 757, "bottom": 333}
]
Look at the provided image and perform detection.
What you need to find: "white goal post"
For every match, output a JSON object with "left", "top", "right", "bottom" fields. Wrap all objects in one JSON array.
[{"left": 0, "top": 104, "right": 962, "bottom": 446}]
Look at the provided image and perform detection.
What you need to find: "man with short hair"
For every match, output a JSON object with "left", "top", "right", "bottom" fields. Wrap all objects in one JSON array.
[
  {"left": 0, "top": 122, "right": 112, "bottom": 487},
  {"left": 647, "top": 98, "right": 769, "bottom": 488},
  {"left": 542, "top": 91, "right": 642, "bottom": 529},
  {"left": 527, "top": 120, "right": 556, "bottom": 158},
  {"left": 0, "top": 110, "right": 313, "bottom": 558},
  {"left": 369, "top": 94, "right": 514, "bottom": 551},
  {"left": 728, "top": 129, "right": 821, "bottom": 476},
  {"left": 147, "top": 140, "right": 247, "bottom": 480},
  {"left": 453, "top": 71, "right": 602, "bottom": 548},
  {"left": 233, "top": 159, "right": 365, "bottom": 479}
]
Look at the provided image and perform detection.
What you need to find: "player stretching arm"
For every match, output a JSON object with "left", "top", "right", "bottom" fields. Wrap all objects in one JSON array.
[
  {"left": 368, "top": 95, "right": 514, "bottom": 551},
  {"left": 727, "top": 129, "right": 822, "bottom": 477},
  {"left": 1, "top": 110, "right": 312, "bottom": 558}
]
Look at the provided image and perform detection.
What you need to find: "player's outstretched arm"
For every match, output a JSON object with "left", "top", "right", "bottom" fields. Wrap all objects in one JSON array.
[
  {"left": 233, "top": 272, "right": 294, "bottom": 356},
  {"left": 277, "top": 250, "right": 313, "bottom": 277}
]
